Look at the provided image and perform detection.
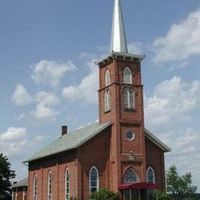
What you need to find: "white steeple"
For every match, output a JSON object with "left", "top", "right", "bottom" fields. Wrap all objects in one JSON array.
[{"left": 110, "top": 0, "right": 128, "bottom": 53}]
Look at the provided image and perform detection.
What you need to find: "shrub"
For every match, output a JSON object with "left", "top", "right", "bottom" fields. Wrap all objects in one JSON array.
[{"left": 89, "top": 188, "right": 120, "bottom": 200}]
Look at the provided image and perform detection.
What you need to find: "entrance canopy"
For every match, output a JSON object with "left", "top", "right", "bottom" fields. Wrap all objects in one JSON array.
[{"left": 118, "top": 182, "right": 157, "bottom": 190}]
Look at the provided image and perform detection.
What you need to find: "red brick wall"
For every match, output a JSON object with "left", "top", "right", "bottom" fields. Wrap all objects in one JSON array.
[
  {"left": 28, "top": 150, "right": 77, "bottom": 200},
  {"left": 77, "top": 126, "right": 111, "bottom": 200},
  {"left": 145, "top": 137, "right": 166, "bottom": 191}
]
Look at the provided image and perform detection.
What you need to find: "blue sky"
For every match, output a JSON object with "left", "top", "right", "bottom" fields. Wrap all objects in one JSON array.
[{"left": 0, "top": 0, "right": 200, "bottom": 190}]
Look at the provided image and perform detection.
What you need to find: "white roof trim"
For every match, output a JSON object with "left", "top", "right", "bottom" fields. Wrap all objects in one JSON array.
[{"left": 144, "top": 128, "right": 171, "bottom": 152}]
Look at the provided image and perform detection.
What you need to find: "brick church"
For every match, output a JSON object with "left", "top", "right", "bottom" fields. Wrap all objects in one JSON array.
[{"left": 12, "top": 0, "right": 170, "bottom": 199}]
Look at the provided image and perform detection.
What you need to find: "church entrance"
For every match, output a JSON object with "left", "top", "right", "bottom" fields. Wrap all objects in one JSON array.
[
  {"left": 123, "top": 189, "right": 148, "bottom": 200},
  {"left": 119, "top": 182, "right": 157, "bottom": 200}
]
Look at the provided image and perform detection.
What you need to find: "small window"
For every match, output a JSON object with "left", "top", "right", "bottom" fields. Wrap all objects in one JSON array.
[
  {"left": 104, "top": 90, "right": 111, "bottom": 112},
  {"left": 123, "top": 88, "right": 135, "bottom": 109},
  {"left": 105, "top": 69, "right": 111, "bottom": 86},
  {"left": 48, "top": 171, "right": 52, "bottom": 200},
  {"left": 123, "top": 67, "right": 132, "bottom": 84},
  {"left": 33, "top": 175, "right": 37, "bottom": 200},
  {"left": 126, "top": 130, "right": 135, "bottom": 141},
  {"left": 124, "top": 168, "right": 139, "bottom": 183},
  {"left": 146, "top": 167, "right": 155, "bottom": 183},
  {"left": 65, "top": 169, "right": 70, "bottom": 200},
  {"left": 89, "top": 166, "right": 99, "bottom": 193}
]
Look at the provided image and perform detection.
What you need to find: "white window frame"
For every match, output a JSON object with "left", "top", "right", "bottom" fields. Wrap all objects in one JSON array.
[
  {"left": 146, "top": 167, "right": 155, "bottom": 183},
  {"left": 124, "top": 168, "right": 139, "bottom": 183},
  {"left": 123, "top": 88, "right": 135, "bottom": 109},
  {"left": 65, "top": 169, "right": 70, "bottom": 200},
  {"left": 47, "top": 171, "right": 52, "bottom": 200},
  {"left": 123, "top": 67, "right": 132, "bottom": 84},
  {"left": 105, "top": 69, "right": 111, "bottom": 86},
  {"left": 104, "top": 90, "right": 111, "bottom": 112},
  {"left": 33, "top": 175, "right": 37, "bottom": 200},
  {"left": 89, "top": 166, "right": 99, "bottom": 194}
]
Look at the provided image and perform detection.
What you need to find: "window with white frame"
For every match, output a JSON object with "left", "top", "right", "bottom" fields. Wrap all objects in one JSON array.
[
  {"left": 124, "top": 168, "right": 139, "bottom": 183},
  {"left": 105, "top": 69, "right": 111, "bottom": 86},
  {"left": 89, "top": 166, "right": 99, "bottom": 193},
  {"left": 104, "top": 90, "right": 111, "bottom": 112},
  {"left": 123, "top": 88, "right": 135, "bottom": 109},
  {"left": 146, "top": 167, "right": 155, "bottom": 183},
  {"left": 65, "top": 169, "right": 70, "bottom": 200},
  {"left": 123, "top": 67, "right": 132, "bottom": 84},
  {"left": 33, "top": 175, "right": 37, "bottom": 200},
  {"left": 47, "top": 171, "right": 52, "bottom": 200}
]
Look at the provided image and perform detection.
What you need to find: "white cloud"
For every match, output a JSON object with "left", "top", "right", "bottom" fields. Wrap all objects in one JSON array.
[
  {"left": 31, "top": 104, "right": 59, "bottom": 121},
  {"left": 145, "top": 76, "right": 200, "bottom": 128},
  {"left": 12, "top": 84, "right": 32, "bottom": 106},
  {"left": 62, "top": 58, "right": 98, "bottom": 104},
  {"left": 31, "top": 60, "right": 77, "bottom": 87},
  {"left": 128, "top": 42, "right": 143, "bottom": 55},
  {"left": 31, "top": 91, "right": 60, "bottom": 121},
  {"left": 0, "top": 127, "right": 27, "bottom": 141},
  {"left": 35, "top": 91, "right": 60, "bottom": 106},
  {"left": 153, "top": 9, "right": 200, "bottom": 63}
]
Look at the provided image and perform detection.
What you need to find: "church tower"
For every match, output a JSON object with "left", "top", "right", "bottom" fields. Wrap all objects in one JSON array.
[{"left": 97, "top": 0, "right": 146, "bottom": 192}]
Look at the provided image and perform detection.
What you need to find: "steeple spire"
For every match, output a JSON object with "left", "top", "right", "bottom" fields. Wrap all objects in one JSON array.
[{"left": 110, "top": 0, "right": 128, "bottom": 53}]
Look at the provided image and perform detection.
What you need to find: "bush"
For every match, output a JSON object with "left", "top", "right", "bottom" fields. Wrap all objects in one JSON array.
[
  {"left": 149, "top": 190, "right": 170, "bottom": 200},
  {"left": 89, "top": 188, "right": 120, "bottom": 200}
]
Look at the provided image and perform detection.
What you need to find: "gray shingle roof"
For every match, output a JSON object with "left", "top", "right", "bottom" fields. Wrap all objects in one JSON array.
[
  {"left": 24, "top": 122, "right": 111, "bottom": 163},
  {"left": 12, "top": 177, "right": 28, "bottom": 188},
  {"left": 144, "top": 128, "right": 171, "bottom": 152},
  {"left": 24, "top": 121, "right": 170, "bottom": 163}
]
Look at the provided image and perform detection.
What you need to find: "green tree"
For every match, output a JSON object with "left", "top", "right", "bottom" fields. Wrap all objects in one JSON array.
[
  {"left": 166, "top": 165, "right": 197, "bottom": 200},
  {"left": 89, "top": 188, "right": 120, "bottom": 200},
  {"left": 0, "top": 153, "right": 16, "bottom": 200}
]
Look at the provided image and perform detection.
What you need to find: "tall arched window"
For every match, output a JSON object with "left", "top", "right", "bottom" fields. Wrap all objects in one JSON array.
[
  {"left": 33, "top": 175, "right": 37, "bottom": 200},
  {"left": 124, "top": 168, "right": 139, "bottom": 183},
  {"left": 123, "top": 88, "right": 135, "bottom": 109},
  {"left": 89, "top": 166, "right": 99, "bottom": 193},
  {"left": 104, "top": 90, "right": 111, "bottom": 112},
  {"left": 123, "top": 67, "right": 132, "bottom": 84},
  {"left": 146, "top": 167, "right": 155, "bottom": 183},
  {"left": 105, "top": 69, "right": 111, "bottom": 86},
  {"left": 47, "top": 171, "right": 52, "bottom": 200},
  {"left": 65, "top": 169, "right": 70, "bottom": 200}
]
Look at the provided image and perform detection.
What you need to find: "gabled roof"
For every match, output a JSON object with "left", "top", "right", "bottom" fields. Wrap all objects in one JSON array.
[
  {"left": 12, "top": 177, "right": 28, "bottom": 188},
  {"left": 24, "top": 122, "right": 170, "bottom": 163},
  {"left": 144, "top": 128, "right": 171, "bottom": 152},
  {"left": 24, "top": 122, "right": 111, "bottom": 163}
]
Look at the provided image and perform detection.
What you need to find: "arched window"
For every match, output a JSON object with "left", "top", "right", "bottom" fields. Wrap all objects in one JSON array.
[
  {"left": 146, "top": 167, "right": 155, "bottom": 183},
  {"left": 89, "top": 166, "right": 99, "bottom": 193},
  {"left": 47, "top": 171, "right": 52, "bottom": 200},
  {"left": 123, "top": 67, "right": 132, "bottom": 84},
  {"left": 33, "top": 175, "right": 37, "bottom": 200},
  {"left": 65, "top": 169, "right": 70, "bottom": 200},
  {"left": 104, "top": 90, "right": 111, "bottom": 112},
  {"left": 124, "top": 168, "right": 139, "bottom": 183},
  {"left": 123, "top": 88, "right": 135, "bottom": 109},
  {"left": 105, "top": 69, "right": 111, "bottom": 86}
]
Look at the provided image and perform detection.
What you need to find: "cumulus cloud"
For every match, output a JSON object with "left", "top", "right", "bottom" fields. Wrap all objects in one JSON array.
[
  {"left": 0, "top": 127, "right": 27, "bottom": 141},
  {"left": 31, "top": 60, "right": 77, "bottom": 87},
  {"left": 31, "top": 91, "right": 60, "bottom": 121},
  {"left": 31, "top": 104, "right": 59, "bottom": 121},
  {"left": 35, "top": 91, "right": 60, "bottom": 106},
  {"left": 145, "top": 76, "right": 200, "bottom": 128},
  {"left": 12, "top": 84, "right": 32, "bottom": 106},
  {"left": 153, "top": 9, "right": 200, "bottom": 63},
  {"left": 128, "top": 42, "right": 144, "bottom": 55},
  {"left": 62, "top": 58, "right": 98, "bottom": 104}
]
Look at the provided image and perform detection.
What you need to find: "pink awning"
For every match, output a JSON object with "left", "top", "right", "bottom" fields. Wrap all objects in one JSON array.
[{"left": 118, "top": 182, "right": 158, "bottom": 190}]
